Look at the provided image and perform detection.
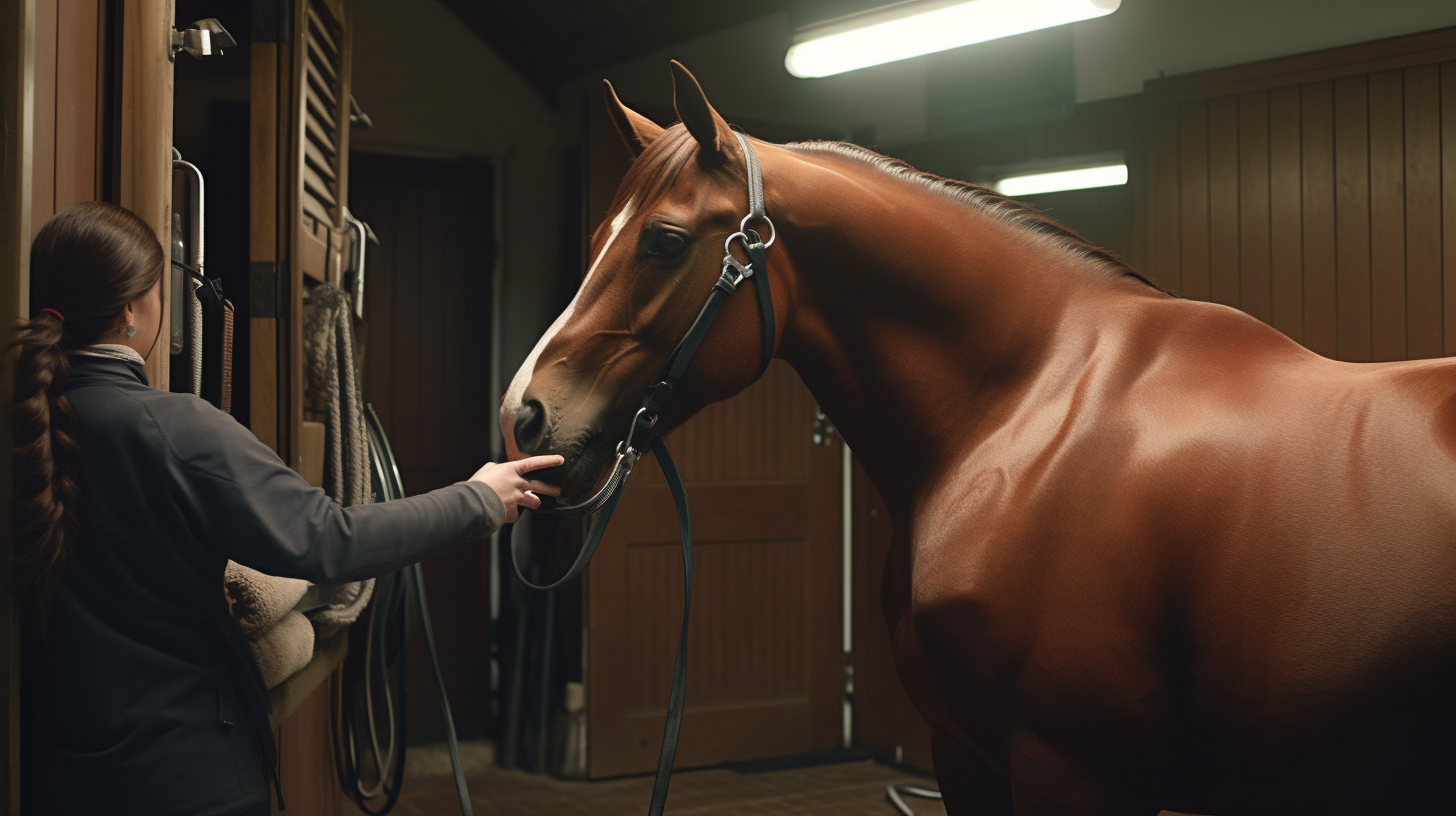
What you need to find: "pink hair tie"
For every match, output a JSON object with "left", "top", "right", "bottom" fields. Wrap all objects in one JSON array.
[{"left": 40, "top": 308, "right": 65, "bottom": 322}]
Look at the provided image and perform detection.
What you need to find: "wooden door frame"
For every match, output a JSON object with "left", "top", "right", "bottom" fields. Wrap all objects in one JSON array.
[
  {"left": 2, "top": 3, "right": 36, "bottom": 809},
  {"left": 115, "top": 0, "right": 176, "bottom": 388}
]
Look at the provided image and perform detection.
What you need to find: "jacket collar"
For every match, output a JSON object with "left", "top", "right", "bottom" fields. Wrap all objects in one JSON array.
[{"left": 62, "top": 352, "right": 150, "bottom": 390}]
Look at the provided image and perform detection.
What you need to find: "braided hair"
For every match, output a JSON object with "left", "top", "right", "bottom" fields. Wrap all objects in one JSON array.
[{"left": 9, "top": 201, "right": 163, "bottom": 634}]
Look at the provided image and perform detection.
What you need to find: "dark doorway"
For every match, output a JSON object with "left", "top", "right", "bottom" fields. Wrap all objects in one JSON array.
[{"left": 349, "top": 151, "right": 496, "bottom": 741}]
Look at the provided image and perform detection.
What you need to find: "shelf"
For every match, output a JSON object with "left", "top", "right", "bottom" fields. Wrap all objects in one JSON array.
[{"left": 268, "top": 627, "right": 348, "bottom": 730}]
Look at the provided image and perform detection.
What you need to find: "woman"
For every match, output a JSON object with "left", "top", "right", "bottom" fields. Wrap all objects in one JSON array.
[{"left": 10, "top": 201, "right": 560, "bottom": 815}]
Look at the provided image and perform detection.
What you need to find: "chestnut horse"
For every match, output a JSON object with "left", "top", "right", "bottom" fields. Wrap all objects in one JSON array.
[{"left": 500, "top": 63, "right": 1456, "bottom": 815}]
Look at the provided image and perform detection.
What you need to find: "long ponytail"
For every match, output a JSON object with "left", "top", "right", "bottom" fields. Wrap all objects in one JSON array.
[
  {"left": 8, "top": 201, "right": 163, "bottom": 634},
  {"left": 9, "top": 311, "right": 82, "bottom": 632}
]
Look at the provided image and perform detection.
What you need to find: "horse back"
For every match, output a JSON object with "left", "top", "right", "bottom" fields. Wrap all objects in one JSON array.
[{"left": 898, "top": 298, "right": 1456, "bottom": 812}]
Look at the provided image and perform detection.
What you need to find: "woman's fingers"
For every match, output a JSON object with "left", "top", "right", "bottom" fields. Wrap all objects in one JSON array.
[
  {"left": 515, "top": 454, "right": 565, "bottom": 474},
  {"left": 525, "top": 479, "right": 561, "bottom": 496}
]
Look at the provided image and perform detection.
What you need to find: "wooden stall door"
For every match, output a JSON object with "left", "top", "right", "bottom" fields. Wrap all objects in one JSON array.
[
  {"left": 1142, "top": 26, "right": 1456, "bottom": 363},
  {"left": 581, "top": 98, "right": 845, "bottom": 778},
  {"left": 350, "top": 152, "right": 497, "bottom": 742},
  {"left": 586, "top": 363, "right": 845, "bottom": 777},
  {"left": 250, "top": 0, "right": 354, "bottom": 462},
  {"left": 250, "top": 1, "right": 353, "bottom": 813}
]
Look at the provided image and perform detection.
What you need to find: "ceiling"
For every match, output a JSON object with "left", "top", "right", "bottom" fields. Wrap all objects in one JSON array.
[{"left": 437, "top": 0, "right": 892, "bottom": 100}]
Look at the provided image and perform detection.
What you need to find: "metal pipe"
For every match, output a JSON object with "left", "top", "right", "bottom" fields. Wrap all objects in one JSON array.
[
  {"left": 172, "top": 147, "right": 204, "bottom": 396},
  {"left": 343, "top": 206, "right": 368, "bottom": 320}
]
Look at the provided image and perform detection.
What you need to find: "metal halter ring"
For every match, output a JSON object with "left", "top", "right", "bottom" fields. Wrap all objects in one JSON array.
[
  {"left": 723, "top": 222, "right": 772, "bottom": 262},
  {"left": 739, "top": 213, "right": 776, "bottom": 247}
]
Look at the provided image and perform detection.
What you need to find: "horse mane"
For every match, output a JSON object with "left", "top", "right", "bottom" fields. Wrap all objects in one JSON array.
[{"left": 786, "top": 140, "right": 1168, "bottom": 293}]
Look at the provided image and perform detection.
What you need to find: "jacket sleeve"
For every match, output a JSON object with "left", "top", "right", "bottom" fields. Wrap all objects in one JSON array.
[{"left": 158, "top": 396, "right": 505, "bottom": 583}]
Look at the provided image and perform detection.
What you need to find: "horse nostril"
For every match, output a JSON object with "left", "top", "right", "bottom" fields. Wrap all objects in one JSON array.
[{"left": 514, "top": 399, "right": 547, "bottom": 453}]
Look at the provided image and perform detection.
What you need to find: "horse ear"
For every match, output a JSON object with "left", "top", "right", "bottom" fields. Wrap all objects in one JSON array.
[
  {"left": 670, "top": 61, "right": 734, "bottom": 166},
  {"left": 603, "top": 79, "right": 664, "bottom": 157}
]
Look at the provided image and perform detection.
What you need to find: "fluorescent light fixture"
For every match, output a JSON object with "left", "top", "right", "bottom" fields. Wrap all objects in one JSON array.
[
  {"left": 994, "top": 163, "right": 1128, "bottom": 196},
  {"left": 786, "top": 0, "right": 1120, "bottom": 78}
]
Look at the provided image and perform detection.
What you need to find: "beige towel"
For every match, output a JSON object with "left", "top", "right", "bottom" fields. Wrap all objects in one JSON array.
[
  {"left": 302, "top": 578, "right": 375, "bottom": 639},
  {"left": 225, "top": 561, "right": 310, "bottom": 637},
  {"left": 249, "top": 610, "right": 315, "bottom": 689}
]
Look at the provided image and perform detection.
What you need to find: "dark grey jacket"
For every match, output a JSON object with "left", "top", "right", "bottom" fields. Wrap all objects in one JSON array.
[{"left": 28, "top": 355, "right": 503, "bottom": 815}]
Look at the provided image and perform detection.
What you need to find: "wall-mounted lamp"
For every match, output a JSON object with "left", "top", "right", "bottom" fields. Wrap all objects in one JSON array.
[
  {"left": 786, "top": 0, "right": 1120, "bottom": 78},
  {"left": 994, "top": 161, "right": 1127, "bottom": 197}
]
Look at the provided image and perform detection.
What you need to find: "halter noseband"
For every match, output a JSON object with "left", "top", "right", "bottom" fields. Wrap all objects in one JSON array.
[{"left": 535, "top": 131, "right": 776, "bottom": 522}]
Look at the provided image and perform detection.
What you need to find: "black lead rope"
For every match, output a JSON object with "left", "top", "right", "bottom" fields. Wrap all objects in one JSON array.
[
  {"left": 646, "top": 437, "right": 692, "bottom": 816},
  {"left": 512, "top": 133, "right": 773, "bottom": 815}
]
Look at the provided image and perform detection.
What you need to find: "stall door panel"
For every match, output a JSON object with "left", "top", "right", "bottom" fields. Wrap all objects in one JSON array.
[{"left": 587, "top": 361, "right": 844, "bottom": 777}]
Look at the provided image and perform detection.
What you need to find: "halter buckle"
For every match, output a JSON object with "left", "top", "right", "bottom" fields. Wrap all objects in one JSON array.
[
  {"left": 720, "top": 251, "right": 753, "bottom": 291},
  {"left": 618, "top": 406, "right": 657, "bottom": 459}
]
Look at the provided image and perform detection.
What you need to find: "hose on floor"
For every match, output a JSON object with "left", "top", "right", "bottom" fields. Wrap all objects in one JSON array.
[
  {"left": 331, "top": 404, "right": 473, "bottom": 815},
  {"left": 887, "top": 782, "right": 943, "bottom": 816}
]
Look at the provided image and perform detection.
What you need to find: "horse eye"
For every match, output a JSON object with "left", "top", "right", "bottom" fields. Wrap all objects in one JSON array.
[{"left": 644, "top": 229, "right": 689, "bottom": 259}]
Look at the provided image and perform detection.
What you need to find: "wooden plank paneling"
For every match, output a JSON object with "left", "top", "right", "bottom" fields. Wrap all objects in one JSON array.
[
  {"left": 1178, "top": 103, "right": 1209, "bottom": 300},
  {"left": 589, "top": 361, "right": 843, "bottom": 778},
  {"left": 1443, "top": 62, "right": 1456, "bottom": 357},
  {"left": 274, "top": 677, "right": 343, "bottom": 816},
  {"left": 1238, "top": 92, "right": 1272, "bottom": 324},
  {"left": 116, "top": 0, "right": 175, "bottom": 387},
  {"left": 251, "top": 42, "right": 281, "bottom": 451},
  {"left": 1334, "top": 76, "right": 1372, "bottom": 362},
  {"left": 30, "top": 0, "right": 56, "bottom": 235},
  {"left": 1301, "top": 82, "right": 1339, "bottom": 358},
  {"left": 1147, "top": 38, "right": 1454, "bottom": 368},
  {"left": 1208, "top": 97, "right": 1241, "bottom": 308},
  {"left": 1269, "top": 86, "right": 1303, "bottom": 342},
  {"left": 1404, "top": 65, "right": 1442, "bottom": 360},
  {"left": 622, "top": 484, "right": 809, "bottom": 545},
  {"left": 2, "top": 1, "right": 35, "bottom": 807},
  {"left": 352, "top": 154, "right": 497, "bottom": 741},
  {"left": 1144, "top": 106, "right": 1181, "bottom": 292},
  {"left": 1368, "top": 70, "right": 1406, "bottom": 362},
  {"left": 1145, "top": 26, "right": 1456, "bottom": 106},
  {"left": 52, "top": 0, "right": 100, "bottom": 211}
]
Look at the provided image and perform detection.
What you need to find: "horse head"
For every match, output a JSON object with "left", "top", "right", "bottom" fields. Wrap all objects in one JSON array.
[{"left": 499, "top": 63, "right": 788, "bottom": 504}]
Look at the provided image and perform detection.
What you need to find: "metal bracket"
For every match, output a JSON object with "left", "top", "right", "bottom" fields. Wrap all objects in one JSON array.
[{"left": 171, "top": 18, "right": 237, "bottom": 61}]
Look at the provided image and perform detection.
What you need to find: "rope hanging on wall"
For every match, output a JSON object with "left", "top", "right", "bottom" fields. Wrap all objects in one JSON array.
[
  {"left": 304, "top": 282, "right": 371, "bottom": 507},
  {"left": 302, "top": 283, "right": 375, "bottom": 642}
]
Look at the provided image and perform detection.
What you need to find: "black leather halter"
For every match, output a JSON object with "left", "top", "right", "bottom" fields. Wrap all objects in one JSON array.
[{"left": 511, "top": 132, "right": 775, "bottom": 815}]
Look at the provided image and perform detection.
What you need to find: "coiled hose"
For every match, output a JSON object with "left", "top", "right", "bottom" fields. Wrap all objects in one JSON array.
[{"left": 331, "top": 405, "right": 473, "bottom": 815}]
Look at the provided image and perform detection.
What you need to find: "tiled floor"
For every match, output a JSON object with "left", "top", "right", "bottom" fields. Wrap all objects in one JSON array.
[{"left": 387, "top": 741, "right": 947, "bottom": 816}]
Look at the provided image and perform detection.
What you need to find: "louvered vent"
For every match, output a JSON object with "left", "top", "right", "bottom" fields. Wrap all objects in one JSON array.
[{"left": 302, "top": 4, "right": 342, "bottom": 232}]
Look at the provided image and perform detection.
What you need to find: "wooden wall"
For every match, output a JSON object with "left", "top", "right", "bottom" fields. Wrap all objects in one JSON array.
[
  {"left": 1, "top": 3, "right": 33, "bottom": 809},
  {"left": 349, "top": 151, "right": 497, "bottom": 741},
  {"left": 29, "top": 0, "right": 106, "bottom": 236},
  {"left": 1143, "top": 27, "right": 1456, "bottom": 362}
]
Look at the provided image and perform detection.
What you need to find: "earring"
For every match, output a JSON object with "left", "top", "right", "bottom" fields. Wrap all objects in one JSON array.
[{"left": 119, "top": 323, "right": 137, "bottom": 338}]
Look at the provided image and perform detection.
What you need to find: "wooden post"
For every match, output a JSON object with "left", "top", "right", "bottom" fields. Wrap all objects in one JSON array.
[
  {"left": 114, "top": 0, "right": 174, "bottom": 388},
  {"left": 0, "top": 0, "right": 36, "bottom": 809}
]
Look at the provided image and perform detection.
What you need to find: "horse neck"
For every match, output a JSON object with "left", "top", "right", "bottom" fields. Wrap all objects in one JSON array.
[{"left": 770, "top": 157, "right": 1132, "bottom": 520}]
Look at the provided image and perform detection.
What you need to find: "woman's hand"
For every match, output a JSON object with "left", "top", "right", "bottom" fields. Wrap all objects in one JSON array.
[{"left": 469, "top": 455, "right": 565, "bottom": 523}]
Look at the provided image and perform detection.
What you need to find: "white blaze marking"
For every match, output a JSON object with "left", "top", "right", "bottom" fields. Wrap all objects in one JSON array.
[{"left": 501, "top": 198, "right": 636, "bottom": 427}]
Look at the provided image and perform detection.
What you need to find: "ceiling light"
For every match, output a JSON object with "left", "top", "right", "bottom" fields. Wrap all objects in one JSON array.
[
  {"left": 994, "top": 163, "right": 1127, "bottom": 197},
  {"left": 785, "top": 0, "right": 1120, "bottom": 79}
]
